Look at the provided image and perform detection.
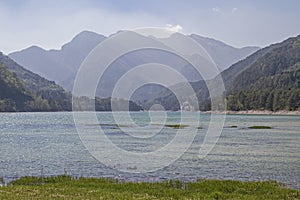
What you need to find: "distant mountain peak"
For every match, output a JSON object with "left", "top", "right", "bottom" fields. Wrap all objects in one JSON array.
[
  {"left": 27, "top": 45, "right": 43, "bottom": 50},
  {"left": 13, "top": 45, "right": 45, "bottom": 54},
  {"left": 61, "top": 31, "right": 106, "bottom": 51},
  {"left": 68, "top": 30, "right": 106, "bottom": 42}
]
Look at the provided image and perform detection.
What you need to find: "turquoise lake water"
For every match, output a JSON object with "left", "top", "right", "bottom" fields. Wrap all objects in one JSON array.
[{"left": 0, "top": 112, "right": 299, "bottom": 188}]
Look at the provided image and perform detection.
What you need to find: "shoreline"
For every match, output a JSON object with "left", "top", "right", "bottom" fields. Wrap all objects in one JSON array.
[
  {"left": 0, "top": 110, "right": 300, "bottom": 115},
  {"left": 203, "top": 110, "right": 300, "bottom": 115}
]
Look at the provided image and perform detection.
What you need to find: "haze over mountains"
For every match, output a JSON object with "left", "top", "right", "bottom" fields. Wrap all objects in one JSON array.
[
  {"left": 2, "top": 30, "right": 299, "bottom": 112},
  {"left": 9, "top": 31, "right": 259, "bottom": 94}
]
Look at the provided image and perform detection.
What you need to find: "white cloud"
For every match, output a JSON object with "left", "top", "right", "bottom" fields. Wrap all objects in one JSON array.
[
  {"left": 212, "top": 7, "right": 221, "bottom": 13},
  {"left": 232, "top": 7, "right": 238, "bottom": 13},
  {"left": 165, "top": 24, "right": 183, "bottom": 32}
]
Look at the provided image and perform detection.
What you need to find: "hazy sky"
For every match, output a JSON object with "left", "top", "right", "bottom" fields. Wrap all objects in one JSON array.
[{"left": 1, "top": 0, "right": 300, "bottom": 54}]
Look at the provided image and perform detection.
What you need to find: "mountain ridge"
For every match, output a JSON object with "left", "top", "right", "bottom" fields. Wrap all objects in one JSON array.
[{"left": 9, "top": 30, "right": 259, "bottom": 93}]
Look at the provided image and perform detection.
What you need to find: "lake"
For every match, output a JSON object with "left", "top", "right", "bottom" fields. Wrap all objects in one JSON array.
[{"left": 0, "top": 112, "right": 299, "bottom": 188}]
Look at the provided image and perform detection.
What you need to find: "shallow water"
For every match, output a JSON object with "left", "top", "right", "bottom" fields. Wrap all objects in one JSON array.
[{"left": 0, "top": 112, "right": 299, "bottom": 188}]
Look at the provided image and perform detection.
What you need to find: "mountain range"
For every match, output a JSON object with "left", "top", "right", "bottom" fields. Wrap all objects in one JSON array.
[
  {"left": 2, "top": 31, "right": 299, "bottom": 112},
  {"left": 9, "top": 31, "right": 259, "bottom": 97}
]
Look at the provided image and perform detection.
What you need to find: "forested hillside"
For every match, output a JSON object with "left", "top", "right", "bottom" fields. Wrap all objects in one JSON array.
[
  {"left": 227, "top": 35, "right": 300, "bottom": 111},
  {"left": 0, "top": 52, "right": 72, "bottom": 111},
  {"left": 0, "top": 62, "right": 49, "bottom": 111}
]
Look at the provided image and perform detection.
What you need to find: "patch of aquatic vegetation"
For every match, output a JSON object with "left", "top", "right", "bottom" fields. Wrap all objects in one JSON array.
[
  {"left": 152, "top": 124, "right": 202, "bottom": 129},
  {"left": 1, "top": 175, "right": 299, "bottom": 199},
  {"left": 85, "top": 124, "right": 131, "bottom": 128},
  {"left": 151, "top": 124, "right": 163, "bottom": 126},
  {"left": 165, "top": 124, "right": 189, "bottom": 129},
  {"left": 230, "top": 125, "right": 238, "bottom": 128},
  {"left": 248, "top": 125, "right": 272, "bottom": 129}
]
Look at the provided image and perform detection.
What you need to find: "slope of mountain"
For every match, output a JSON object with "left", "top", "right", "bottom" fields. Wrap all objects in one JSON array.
[
  {"left": 9, "top": 31, "right": 259, "bottom": 95},
  {"left": 0, "top": 61, "right": 49, "bottom": 111},
  {"left": 190, "top": 34, "right": 259, "bottom": 71},
  {"left": 0, "top": 52, "right": 72, "bottom": 111},
  {"left": 143, "top": 35, "right": 300, "bottom": 111},
  {"left": 230, "top": 36, "right": 300, "bottom": 92},
  {"left": 227, "top": 35, "right": 300, "bottom": 111},
  {"left": 9, "top": 31, "right": 107, "bottom": 84}
]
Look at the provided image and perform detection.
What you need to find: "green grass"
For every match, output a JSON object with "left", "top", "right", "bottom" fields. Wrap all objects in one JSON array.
[
  {"left": 0, "top": 176, "right": 299, "bottom": 199},
  {"left": 248, "top": 125, "right": 272, "bottom": 129}
]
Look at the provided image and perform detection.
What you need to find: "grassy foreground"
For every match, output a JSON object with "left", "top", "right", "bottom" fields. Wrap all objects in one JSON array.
[{"left": 0, "top": 176, "right": 299, "bottom": 199}]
